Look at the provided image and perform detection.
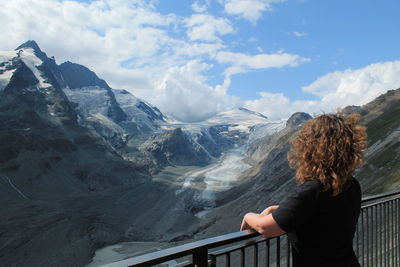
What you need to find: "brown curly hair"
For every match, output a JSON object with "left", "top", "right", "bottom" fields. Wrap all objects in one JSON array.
[{"left": 288, "top": 113, "right": 367, "bottom": 196}]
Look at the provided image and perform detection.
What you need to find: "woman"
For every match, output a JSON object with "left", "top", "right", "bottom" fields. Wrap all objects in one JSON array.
[{"left": 240, "top": 113, "right": 367, "bottom": 267}]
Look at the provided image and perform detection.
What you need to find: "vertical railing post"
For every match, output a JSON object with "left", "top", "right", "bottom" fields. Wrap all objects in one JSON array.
[
  {"left": 209, "top": 254, "right": 216, "bottom": 267},
  {"left": 193, "top": 247, "right": 209, "bottom": 267},
  {"left": 397, "top": 199, "right": 400, "bottom": 266},
  {"left": 398, "top": 199, "right": 400, "bottom": 266}
]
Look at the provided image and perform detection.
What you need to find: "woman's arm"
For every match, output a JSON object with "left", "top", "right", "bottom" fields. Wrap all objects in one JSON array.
[
  {"left": 240, "top": 212, "right": 286, "bottom": 237},
  {"left": 261, "top": 205, "right": 279, "bottom": 216}
]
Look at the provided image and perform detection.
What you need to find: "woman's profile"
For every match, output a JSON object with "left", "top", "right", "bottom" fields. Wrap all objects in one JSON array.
[{"left": 240, "top": 113, "right": 367, "bottom": 267}]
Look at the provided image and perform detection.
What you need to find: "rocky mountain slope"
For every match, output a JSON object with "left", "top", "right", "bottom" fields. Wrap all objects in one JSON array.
[
  {"left": 0, "top": 41, "right": 196, "bottom": 267},
  {"left": 356, "top": 89, "right": 400, "bottom": 194}
]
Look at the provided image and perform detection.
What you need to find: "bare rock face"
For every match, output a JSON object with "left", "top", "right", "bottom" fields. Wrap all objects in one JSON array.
[
  {"left": 285, "top": 112, "right": 312, "bottom": 128},
  {"left": 60, "top": 61, "right": 127, "bottom": 123},
  {"left": 0, "top": 41, "right": 155, "bottom": 267},
  {"left": 140, "top": 128, "right": 211, "bottom": 166}
]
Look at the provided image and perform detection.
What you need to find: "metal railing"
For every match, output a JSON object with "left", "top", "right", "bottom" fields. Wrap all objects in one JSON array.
[{"left": 104, "top": 190, "right": 400, "bottom": 267}]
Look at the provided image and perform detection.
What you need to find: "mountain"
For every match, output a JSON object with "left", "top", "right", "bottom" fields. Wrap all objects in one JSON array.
[
  {"left": 0, "top": 41, "right": 169, "bottom": 267},
  {"left": 355, "top": 89, "right": 400, "bottom": 194}
]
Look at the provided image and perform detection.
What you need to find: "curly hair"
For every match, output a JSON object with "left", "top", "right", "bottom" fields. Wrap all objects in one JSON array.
[{"left": 288, "top": 113, "right": 367, "bottom": 196}]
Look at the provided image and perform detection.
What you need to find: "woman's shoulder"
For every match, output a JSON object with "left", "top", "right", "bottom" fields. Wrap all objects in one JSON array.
[
  {"left": 298, "top": 180, "right": 322, "bottom": 191},
  {"left": 293, "top": 180, "right": 322, "bottom": 199}
]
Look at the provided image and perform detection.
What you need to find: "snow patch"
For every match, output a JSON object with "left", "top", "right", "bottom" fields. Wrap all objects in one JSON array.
[
  {"left": 64, "top": 86, "right": 110, "bottom": 118},
  {"left": 248, "top": 119, "right": 287, "bottom": 143},
  {"left": 18, "top": 48, "right": 51, "bottom": 88},
  {"left": 0, "top": 50, "right": 17, "bottom": 90}
]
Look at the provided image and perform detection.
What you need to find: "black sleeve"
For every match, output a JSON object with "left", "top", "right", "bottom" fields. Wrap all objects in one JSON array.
[{"left": 271, "top": 181, "right": 320, "bottom": 232}]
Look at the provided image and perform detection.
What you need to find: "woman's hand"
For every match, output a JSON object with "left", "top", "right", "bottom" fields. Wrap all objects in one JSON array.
[
  {"left": 239, "top": 212, "right": 286, "bottom": 237},
  {"left": 261, "top": 205, "right": 279, "bottom": 216},
  {"left": 240, "top": 213, "right": 252, "bottom": 231}
]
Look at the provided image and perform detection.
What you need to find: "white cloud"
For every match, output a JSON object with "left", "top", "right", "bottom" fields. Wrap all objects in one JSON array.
[
  {"left": 221, "top": 0, "right": 286, "bottom": 24},
  {"left": 244, "top": 92, "right": 318, "bottom": 120},
  {"left": 216, "top": 51, "right": 310, "bottom": 75},
  {"left": 245, "top": 61, "right": 400, "bottom": 120},
  {"left": 185, "top": 14, "right": 235, "bottom": 42},
  {"left": 192, "top": 0, "right": 209, "bottom": 13},
  {"left": 151, "top": 61, "right": 241, "bottom": 122},
  {"left": 302, "top": 60, "right": 400, "bottom": 109},
  {"left": 288, "top": 31, "right": 307, "bottom": 37}
]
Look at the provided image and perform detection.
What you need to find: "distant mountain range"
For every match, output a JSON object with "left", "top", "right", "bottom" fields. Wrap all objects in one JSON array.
[{"left": 0, "top": 41, "right": 399, "bottom": 266}]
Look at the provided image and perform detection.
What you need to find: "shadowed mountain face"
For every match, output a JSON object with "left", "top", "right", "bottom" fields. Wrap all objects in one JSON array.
[{"left": 0, "top": 41, "right": 164, "bottom": 267}]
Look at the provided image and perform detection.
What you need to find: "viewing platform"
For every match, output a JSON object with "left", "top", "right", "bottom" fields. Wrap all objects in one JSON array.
[{"left": 105, "top": 190, "right": 400, "bottom": 267}]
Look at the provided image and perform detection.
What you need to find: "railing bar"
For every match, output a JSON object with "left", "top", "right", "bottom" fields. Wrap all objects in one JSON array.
[
  {"left": 362, "top": 195, "right": 400, "bottom": 209},
  {"left": 370, "top": 206, "right": 373, "bottom": 266},
  {"left": 193, "top": 247, "right": 208, "bottom": 267},
  {"left": 116, "top": 231, "right": 260, "bottom": 266},
  {"left": 361, "top": 208, "right": 365, "bottom": 267},
  {"left": 380, "top": 203, "right": 384, "bottom": 267},
  {"left": 375, "top": 205, "right": 378, "bottom": 267},
  {"left": 392, "top": 200, "right": 395, "bottom": 266},
  {"left": 385, "top": 202, "right": 389, "bottom": 267},
  {"left": 371, "top": 206, "right": 374, "bottom": 266},
  {"left": 210, "top": 255, "right": 216, "bottom": 267},
  {"left": 210, "top": 235, "right": 268, "bottom": 257},
  {"left": 171, "top": 261, "right": 193, "bottom": 267},
  {"left": 265, "top": 239, "right": 270, "bottom": 267},
  {"left": 286, "top": 236, "right": 290, "bottom": 267},
  {"left": 240, "top": 248, "right": 245, "bottom": 267},
  {"left": 372, "top": 206, "right": 375, "bottom": 266},
  {"left": 356, "top": 211, "right": 359, "bottom": 258},
  {"left": 254, "top": 243, "right": 258, "bottom": 267},
  {"left": 387, "top": 201, "right": 390, "bottom": 267},
  {"left": 361, "top": 189, "right": 400, "bottom": 202},
  {"left": 397, "top": 199, "right": 400, "bottom": 266},
  {"left": 367, "top": 207, "right": 370, "bottom": 266},
  {"left": 225, "top": 252, "right": 230, "bottom": 267},
  {"left": 383, "top": 202, "right": 386, "bottom": 267},
  {"left": 276, "top": 236, "right": 280, "bottom": 267},
  {"left": 389, "top": 200, "right": 392, "bottom": 266},
  {"left": 396, "top": 199, "right": 398, "bottom": 266},
  {"left": 388, "top": 201, "right": 391, "bottom": 267},
  {"left": 388, "top": 202, "right": 393, "bottom": 266}
]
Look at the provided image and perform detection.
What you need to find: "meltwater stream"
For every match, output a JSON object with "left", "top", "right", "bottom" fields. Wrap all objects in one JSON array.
[
  {"left": 87, "top": 148, "right": 251, "bottom": 266},
  {"left": 176, "top": 147, "right": 251, "bottom": 215}
]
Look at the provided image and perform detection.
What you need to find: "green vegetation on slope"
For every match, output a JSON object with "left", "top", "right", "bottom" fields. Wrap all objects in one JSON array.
[{"left": 366, "top": 103, "right": 400, "bottom": 145}]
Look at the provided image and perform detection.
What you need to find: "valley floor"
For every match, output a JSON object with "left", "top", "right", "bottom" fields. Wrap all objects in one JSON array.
[{"left": 85, "top": 148, "right": 252, "bottom": 266}]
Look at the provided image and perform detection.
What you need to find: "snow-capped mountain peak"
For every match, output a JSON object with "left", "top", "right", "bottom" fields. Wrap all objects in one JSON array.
[
  {"left": 18, "top": 48, "right": 52, "bottom": 88},
  {"left": 202, "top": 107, "right": 271, "bottom": 133}
]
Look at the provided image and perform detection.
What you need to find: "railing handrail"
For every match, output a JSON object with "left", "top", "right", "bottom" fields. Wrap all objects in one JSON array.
[
  {"left": 104, "top": 189, "right": 400, "bottom": 267},
  {"left": 361, "top": 189, "right": 400, "bottom": 202},
  {"left": 104, "top": 231, "right": 260, "bottom": 266}
]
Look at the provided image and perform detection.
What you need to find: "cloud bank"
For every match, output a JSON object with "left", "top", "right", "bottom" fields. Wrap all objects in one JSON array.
[{"left": 245, "top": 61, "right": 400, "bottom": 120}]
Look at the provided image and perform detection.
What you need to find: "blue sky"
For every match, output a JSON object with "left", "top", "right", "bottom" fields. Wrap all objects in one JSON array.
[{"left": 1, "top": 0, "right": 400, "bottom": 121}]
